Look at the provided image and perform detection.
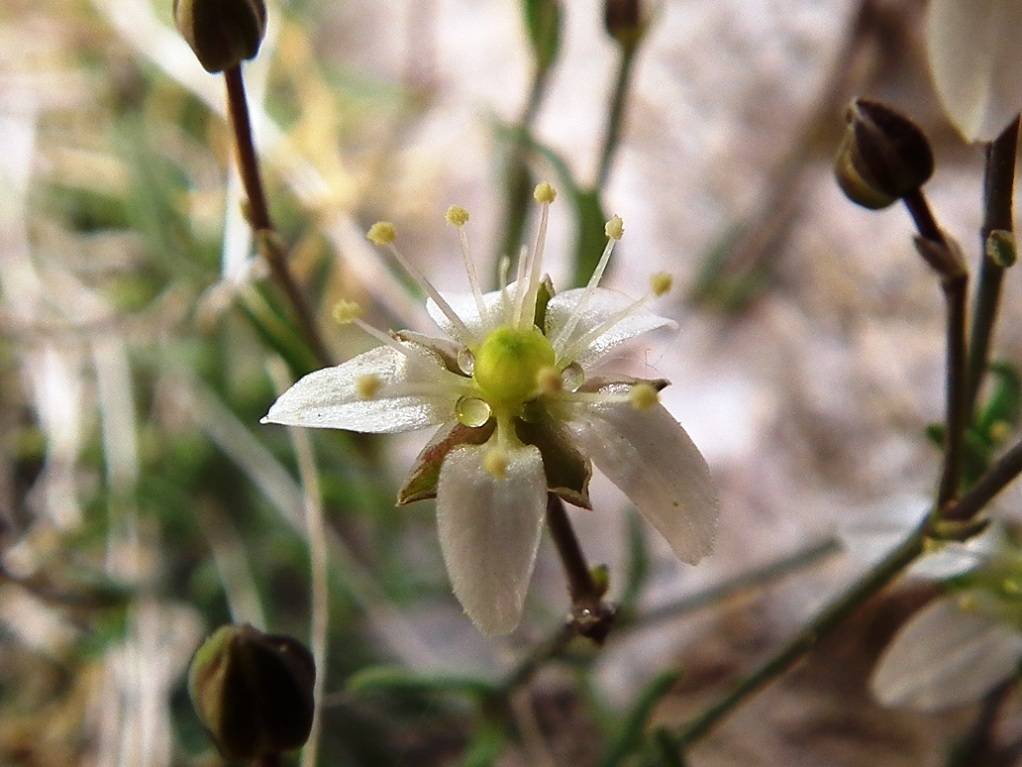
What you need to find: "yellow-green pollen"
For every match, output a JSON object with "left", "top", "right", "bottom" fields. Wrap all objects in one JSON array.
[{"left": 473, "top": 326, "right": 556, "bottom": 411}]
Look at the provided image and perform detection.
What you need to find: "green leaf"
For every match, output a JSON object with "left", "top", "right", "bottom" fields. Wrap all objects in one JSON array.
[
  {"left": 522, "top": 0, "right": 562, "bottom": 73},
  {"left": 596, "top": 670, "right": 682, "bottom": 767},
  {"left": 975, "top": 360, "right": 1022, "bottom": 440},
  {"left": 346, "top": 665, "right": 498, "bottom": 701}
]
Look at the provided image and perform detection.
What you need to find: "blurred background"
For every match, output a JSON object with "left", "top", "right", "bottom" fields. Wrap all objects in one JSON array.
[{"left": 2, "top": 0, "right": 1019, "bottom": 764}]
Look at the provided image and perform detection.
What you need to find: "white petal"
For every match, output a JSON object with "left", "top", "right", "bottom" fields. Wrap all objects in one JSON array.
[
  {"left": 928, "top": 0, "right": 1022, "bottom": 141},
  {"left": 871, "top": 596, "right": 1022, "bottom": 711},
  {"left": 546, "top": 288, "right": 676, "bottom": 368},
  {"left": 426, "top": 283, "right": 522, "bottom": 344},
  {"left": 839, "top": 496, "right": 931, "bottom": 568},
  {"left": 566, "top": 400, "right": 718, "bottom": 564},
  {"left": 435, "top": 441, "right": 547, "bottom": 635},
  {"left": 262, "top": 346, "right": 455, "bottom": 434}
]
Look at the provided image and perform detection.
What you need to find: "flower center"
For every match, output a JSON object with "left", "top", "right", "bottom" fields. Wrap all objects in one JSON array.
[{"left": 473, "top": 326, "right": 556, "bottom": 409}]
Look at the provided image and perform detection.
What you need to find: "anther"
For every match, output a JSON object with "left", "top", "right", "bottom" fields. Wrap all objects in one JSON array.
[
  {"left": 366, "top": 222, "right": 397, "bottom": 246},
  {"left": 605, "top": 215, "right": 624, "bottom": 240},
  {"left": 650, "top": 272, "right": 673, "bottom": 297},
  {"left": 356, "top": 374, "right": 383, "bottom": 399},
  {"left": 534, "top": 181, "right": 557, "bottom": 204},
  {"left": 332, "top": 300, "right": 363, "bottom": 324},
  {"left": 536, "top": 365, "right": 563, "bottom": 395},
  {"left": 484, "top": 447, "right": 509, "bottom": 479},
  {"left": 629, "top": 383, "right": 659, "bottom": 410},
  {"left": 446, "top": 206, "right": 470, "bottom": 227}
]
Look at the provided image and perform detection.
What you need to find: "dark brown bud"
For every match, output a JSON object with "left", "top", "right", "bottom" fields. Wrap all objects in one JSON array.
[
  {"left": 604, "top": 0, "right": 648, "bottom": 49},
  {"left": 173, "top": 0, "right": 267, "bottom": 73},
  {"left": 834, "top": 98, "right": 934, "bottom": 210},
  {"left": 188, "top": 623, "right": 315, "bottom": 760}
]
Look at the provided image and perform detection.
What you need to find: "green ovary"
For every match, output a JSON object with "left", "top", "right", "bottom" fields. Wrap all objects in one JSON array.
[{"left": 473, "top": 326, "right": 556, "bottom": 409}]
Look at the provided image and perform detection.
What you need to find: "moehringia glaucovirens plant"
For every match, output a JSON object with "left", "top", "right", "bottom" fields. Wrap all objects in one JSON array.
[
  {"left": 927, "top": 0, "right": 1022, "bottom": 142},
  {"left": 263, "top": 182, "right": 719, "bottom": 635}
]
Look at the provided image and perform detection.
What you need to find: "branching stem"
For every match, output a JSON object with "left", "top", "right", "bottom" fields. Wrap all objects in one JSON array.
[{"left": 223, "top": 65, "right": 331, "bottom": 368}]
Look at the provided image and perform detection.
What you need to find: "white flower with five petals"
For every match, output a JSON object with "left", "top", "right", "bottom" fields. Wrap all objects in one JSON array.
[
  {"left": 263, "top": 183, "right": 719, "bottom": 635},
  {"left": 927, "top": 0, "right": 1022, "bottom": 142}
]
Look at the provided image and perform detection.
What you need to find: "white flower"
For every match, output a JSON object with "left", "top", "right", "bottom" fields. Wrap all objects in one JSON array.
[
  {"left": 927, "top": 0, "right": 1022, "bottom": 141},
  {"left": 263, "top": 183, "right": 719, "bottom": 635},
  {"left": 869, "top": 523, "right": 1022, "bottom": 711}
]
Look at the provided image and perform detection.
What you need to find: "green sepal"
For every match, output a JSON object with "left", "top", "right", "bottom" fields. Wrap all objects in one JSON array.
[
  {"left": 515, "top": 411, "right": 592, "bottom": 508},
  {"left": 398, "top": 420, "right": 496, "bottom": 505}
]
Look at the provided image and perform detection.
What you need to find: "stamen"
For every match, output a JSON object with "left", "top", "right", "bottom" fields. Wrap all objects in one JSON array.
[
  {"left": 650, "top": 272, "right": 673, "bottom": 297},
  {"left": 333, "top": 299, "right": 456, "bottom": 377},
  {"left": 484, "top": 447, "right": 509, "bottom": 479},
  {"left": 446, "top": 205, "right": 490, "bottom": 327},
  {"left": 629, "top": 383, "right": 659, "bottom": 410},
  {"left": 356, "top": 374, "right": 383, "bottom": 399},
  {"left": 552, "top": 215, "right": 623, "bottom": 354},
  {"left": 515, "top": 182, "right": 556, "bottom": 330},
  {"left": 366, "top": 221, "right": 477, "bottom": 346},
  {"left": 557, "top": 274, "right": 667, "bottom": 365},
  {"left": 535, "top": 365, "right": 563, "bottom": 396}
]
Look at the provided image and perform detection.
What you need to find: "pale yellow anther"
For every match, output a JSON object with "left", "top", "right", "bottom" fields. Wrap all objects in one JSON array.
[
  {"left": 989, "top": 420, "right": 1010, "bottom": 443},
  {"left": 366, "top": 221, "right": 397, "bottom": 245},
  {"left": 332, "top": 300, "right": 363, "bottom": 324},
  {"left": 957, "top": 593, "right": 977, "bottom": 612},
  {"left": 446, "top": 206, "right": 470, "bottom": 226},
  {"left": 484, "top": 447, "right": 509, "bottom": 479},
  {"left": 533, "top": 181, "right": 557, "bottom": 204},
  {"left": 629, "top": 383, "right": 659, "bottom": 411},
  {"left": 605, "top": 215, "right": 624, "bottom": 240},
  {"left": 536, "top": 365, "right": 563, "bottom": 395},
  {"left": 356, "top": 374, "right": 383, "bottom": 400},
  {"left": 650, "top": 272, "right": 673, "bottom": 297},
  {"left": 921, "top": 537, "right": 942, "bottom": 555},
  {"left": 1004, "top": 578, "right": 1022, "bottom": 595}
]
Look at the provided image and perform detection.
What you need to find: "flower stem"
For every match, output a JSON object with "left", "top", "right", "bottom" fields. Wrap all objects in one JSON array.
[
  {"left": 596, "top": 41, "right": 638, "bottom": 190},
  {"left": 669, "top": 518, "right": 928, "bottom": 750},
  {"left": 545, "top": 494, "right": 615, "bottom": 643},
  {"left": 903, "top": 188, "right": 968, "bottom": 509},
  {"left": 967, "top": 117, "right": 1019, "bottom": 416},
  {"left": 223, "top": 65, "right": 331, "bottom": 369},
  {"left": 668, "top": 434, "right": 1022, "bottom": 750}
]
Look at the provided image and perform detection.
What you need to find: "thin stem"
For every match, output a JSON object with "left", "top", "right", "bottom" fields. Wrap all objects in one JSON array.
[
  {"left": 223, "top": 66, "right": 331, "bottom": 368},
  {"left": 902, "top": 188, "right": 943, "bottom": 244},
  {"left": 545, "top": 494, "right": 598, "bottom": 605},
  {"left": 967, "top": 117, "right": 1019, "bottom": 415},
  {"left": 938, "top": 271, "right": 969, "bottom": 508},
  {"left": 545, "top": 494, "right": 616, "bottom": 643},
  {"left": 596, "top": 42, "right": 638, "bottom": 190},
  {"left": 944, "top": 435, "right": 1022, "bottom": 522},
  {"left": 672, "top": 518, "right": 929, "bottom": 749},
  {"left": 903, "top": 188, "right": 968, "bottom": 508},
  {"left": 670, "top": 434, "right": 1022, "bottom": 749},
  {"left": 495, "top": 67, "right": 549, "bottom": 270},
  {"left": 623, "top": 537, "right": 840, "bottom": 633}
]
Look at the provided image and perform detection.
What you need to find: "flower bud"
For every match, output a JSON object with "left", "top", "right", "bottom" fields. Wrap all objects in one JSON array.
[
  {"left": 834, "top": 98, "right": 934, "bottom": 210},
  {"left": 604, "top": 0, "right": 648, "bottom": 49},
  {"left": 188, "top": 623, "right": 315, "bottom": 760},
  {"left": 173, "top": 0, "right": 267, "bottom": 73}
]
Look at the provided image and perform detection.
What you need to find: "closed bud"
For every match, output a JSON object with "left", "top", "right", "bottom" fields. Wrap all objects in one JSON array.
[
  {"left": 523, "top": 0, "right": 562, "bottom": 73},
  {"left": 604, "top": 0, "right": 648, "bottom": 49},
  {"left": 834, "top": 98, "right": 934, "bottom": 210},
  {"left": 188, "top": 624, "right": 315, "bottom": 760},
  {"left": 173, "top": 0, "right": 267, "bottom": 73}
]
